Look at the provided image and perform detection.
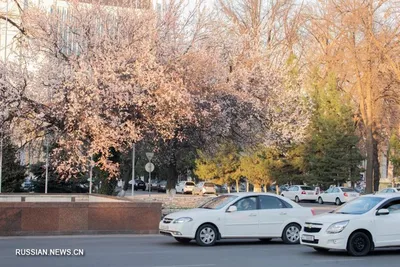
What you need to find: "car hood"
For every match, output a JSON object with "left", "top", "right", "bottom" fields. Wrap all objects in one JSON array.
[
  {"left": 164, "top": 208, "right": 216, "bottom": 219},
  {"left": 307, "top": 213, "right": 360, "bottom": 224}
]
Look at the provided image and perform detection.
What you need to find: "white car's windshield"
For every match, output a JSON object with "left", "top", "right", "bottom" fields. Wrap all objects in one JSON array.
[
  {"left": 199, "top": 195, "right": 238, "bottom": 209},
  {"left": 332, "top": 196, "right": 384, "bottom": 214}
]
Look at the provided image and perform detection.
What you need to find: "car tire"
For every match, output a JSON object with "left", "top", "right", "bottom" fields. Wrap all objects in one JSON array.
[
  {"left": 259, "top": 238, "right": 272, "bottom": 243},
  {"left": 346, "top": 231, "right": 372, "bottom": 256},
  {"left": 174, "top": 237, "right": 191, "bottom": 244},
  {"left": 295, "top": 196, "right": 300, "bottom": 203},
  {"left": 318, "top": 197, "right": 324, "bottom": 204},
  {"left": 313, "top": 247, "right": 330, "bottom": 253},
  {"left": 195, "top": 224, "right": 218, "bottom": 246},
  {"left": 282, "top": 223, "right": 301, "bottom": 244},
  {"left": 335, "top": 198, "right": 342, "bottom": 205}
]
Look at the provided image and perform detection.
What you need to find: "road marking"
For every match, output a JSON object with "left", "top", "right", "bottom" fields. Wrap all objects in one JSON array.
[
  {"left": 152, "top": 264, "right": 216, "bottom": 267},
  {"left": 313, "top": 259, "right": 363, "bottom": 263}
]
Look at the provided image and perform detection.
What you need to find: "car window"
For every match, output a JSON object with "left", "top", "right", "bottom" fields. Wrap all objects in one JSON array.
[
  {"left": 325, "top": 188, "right": 332, "bottom": 193},
  {"left": 185, "top": 182, "right": 195, "bottom": 186},
  {"left": 204, "top": 183, "right": 214, "bottom": 187},
  {"left": 382, "top": 199, "right": 400, "bottom": 214},
  {"left": 199, "top": 195, "right": 238, "bottom": 209},
  {"left": 234, "top": 197, "right": 257, "bottom": 211},
  {"left": 300, "top": 186, "right": 314, "bottom": 191},
  {"left": 333, "top": 188, "right": 340, "bottom": 193},
  {"left": 341, "top": 188, "right": 356, "bottom": 192},
  {"left": 259, "top": 196, "right": 286, "bottom": 209},
  {"left": 333, "top": 196, "right": 384, "bottom": 214}
]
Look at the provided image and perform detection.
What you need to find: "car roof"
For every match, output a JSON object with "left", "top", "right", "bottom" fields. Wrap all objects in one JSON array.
[
  {"left": 362, "top": 193, "right": 400, "bottom": 199},
  {"left": 226, "top": 192, "right": 287, "bottom": 197}
]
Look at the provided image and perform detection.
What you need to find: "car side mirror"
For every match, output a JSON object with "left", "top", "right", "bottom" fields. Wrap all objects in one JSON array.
[
  {"left": 227, "top": 206, "right": 237, "bottom": 213},
  {"left": 376, "top": 209, "right": 390, "bottom": 216}
]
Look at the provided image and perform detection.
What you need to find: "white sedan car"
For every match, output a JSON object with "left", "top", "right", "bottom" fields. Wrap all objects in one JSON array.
[
  {"left": 377, "top": 187, "right": 400, "bottom": 194},
  {"left": 159, "top": 193, "right": 316, "bottom": 246},
  {"left": 281, "top": 185, "right": 319, "bottom": 203},
  {"left": 175, "top": 181, "right": 196, "bottom": 194},
  {"left": 300, "top": 194, "right": 400, "bottom": 256},
  {"left": 317, "top": 187, "right": 360, "bottom": 205}
]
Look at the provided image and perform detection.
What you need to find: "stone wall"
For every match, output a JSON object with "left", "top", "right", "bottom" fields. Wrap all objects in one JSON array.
[
  {"left": 126, "top": 195, "right": 214, "bottom": 216},
  {"left": 0, "top": 198, "right": 161, "bottom": 236}
]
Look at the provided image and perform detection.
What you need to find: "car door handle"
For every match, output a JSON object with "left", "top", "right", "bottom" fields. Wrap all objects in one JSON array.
[
  {"left": 280, "top": 212, "right": 287, "bottom": 215},
  {"left": 249, "top": 213, "right": 257, "bottom": 217}
]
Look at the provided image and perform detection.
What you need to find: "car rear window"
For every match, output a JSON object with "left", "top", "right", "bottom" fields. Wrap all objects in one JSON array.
[
  {"left": 301, "top": 186, "right": 314, "bottom": 190},
  {"left": 341, "top": 188, "right": 356, "bottom": 192},
  {"left": 186, "top": 182, "right": 195, "bottom": 186},
  {"left": 204, "top": 183, "right": 214, "bottom": 187}
]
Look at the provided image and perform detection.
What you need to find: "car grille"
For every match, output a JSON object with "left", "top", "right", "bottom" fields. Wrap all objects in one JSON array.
[
  {"left": 163, "top": 218, "right": 173, "bottom": 224},
  {"left": 304, "top": 228, "right": 321, "bottom": 233},
  {"left": 302, "top": 239, "right": 319, "bottom": 244},
  {"left": 303, "top": 222, "right": 323, "bottom": 233}
]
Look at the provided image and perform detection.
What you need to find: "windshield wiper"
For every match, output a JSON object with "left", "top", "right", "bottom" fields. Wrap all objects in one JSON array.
[{"left": 334, "top": 212, "right": 351, "bottom": 214}]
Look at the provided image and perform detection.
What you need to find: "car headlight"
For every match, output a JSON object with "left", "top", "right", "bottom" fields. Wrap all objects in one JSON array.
[
  {"left": 173, "top": 217, "right": 193, "bottom": 224},
  {"left": 326, "top": 220, "right": 349, "bottom": 234}
]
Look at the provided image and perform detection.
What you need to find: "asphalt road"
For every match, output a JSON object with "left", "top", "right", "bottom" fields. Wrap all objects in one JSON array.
[
  {"left": 1, "top": 235, "right": 399, "bottom": 267},
  {"left": 0, "top": 203, "right": 383, "bottom": 267}
]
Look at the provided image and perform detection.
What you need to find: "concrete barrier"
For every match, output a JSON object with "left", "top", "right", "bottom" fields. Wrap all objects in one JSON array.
[{"left": 0, "top": 194, "right": 162, "bottom": 236}]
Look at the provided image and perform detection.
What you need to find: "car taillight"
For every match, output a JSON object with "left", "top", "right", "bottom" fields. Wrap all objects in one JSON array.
[
  {"left": 301, "top": 191, "right": 306, "bottom": 194},
  {"left": 311, "top": 209, "right": 316, "bottom": 216},
  {"left": 344, "top": 192, "right": 348, "bottom": 197}
]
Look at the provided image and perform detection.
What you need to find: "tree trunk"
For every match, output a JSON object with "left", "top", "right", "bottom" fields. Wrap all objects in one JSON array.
[
  {"left": 373, "top": 136, "right": 380, "bottom": 192},
  {"left": 246, "top": 180, "right": 249, "bottom": 192},
  {"left": 236, "top": 179, "right": 239, "bottom": 193},
  {"left": 253, "top": 183, "right": 262, "bottom": 192}
]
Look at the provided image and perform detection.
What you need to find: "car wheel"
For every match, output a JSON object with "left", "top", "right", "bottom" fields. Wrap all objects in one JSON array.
[
  {"left": 346, "top": 231, "right": 372, "bottom": 256},
  {"left": 259, "top": 238, "right": 272, "bottom": 243},
  {"left": 282, "top": 223, "right": 301, "bottom": 244},
  {"left": 313, "top": 247, "right": 330, "bottom": 253},
  {"left": 335, "top": 198, "right": 342, "bottom": 205},
  {"left": 318, "top": 197, "right": 324, "bottom": 204},
  {"left": 295, "top": 196, "right": 300, "bottom": 203},
  {"left": 174, "top": 237, "right": 191, "bottom": 244},
  {"left": 195, "top": 224, "right": 218, "bottom": 246}
]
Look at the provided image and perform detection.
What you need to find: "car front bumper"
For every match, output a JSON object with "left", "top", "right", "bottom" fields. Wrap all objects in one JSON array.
[
  {"left": 300, "top": 230, "right": 347, "bottom": 250},
  {"left": 159, "top": 221, "right": 196, "bottom": 239}
]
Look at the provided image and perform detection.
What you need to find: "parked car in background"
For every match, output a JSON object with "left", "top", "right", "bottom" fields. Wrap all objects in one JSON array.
[
  {"left": 157, "top": 181, "right": 167, "bottom": 192},
  {"left": 318, "top": 187, "right": 360, "bottom": 205},
  {"left": 149, "top": 180, "right": 159, "bottom": 191},
  {"left": 281, "top": 185, "right": 319, "bottom": 203},
  {"left": 159, "top": 193, "right": 316, "bottom": 246},
  {"left": 300, "top": 194, "right": 400, "bottom": 256},
  {"left": 377, "top": 187, "right": 400, "bottom": 194},
  {"left": 134, "top": 180, "right": 146, "bottom": 191},
  {"left": 192, "top": 182, "right": 217, "bottom": 195},
  {"left": 175, "top": 181, "right": 196, "bottom": 194}
]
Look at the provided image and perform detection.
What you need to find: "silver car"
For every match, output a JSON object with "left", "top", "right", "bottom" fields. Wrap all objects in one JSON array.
[{"left": 192, "top": 182, "right": 217, "bottom": 195}]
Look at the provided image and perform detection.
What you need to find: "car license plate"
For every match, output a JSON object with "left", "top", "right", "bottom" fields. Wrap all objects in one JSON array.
[
  {"left": 160, "top": 225, "right": 169, "bottom": 230},
  {"left": 308, "top": 192, "right": 314, "bottom": 195},
  {"left": 350, "top": 194, "right": 357, "bottom": 197},
  {"left": 302, "top": 234, "right": 314, "bottom": 241}
]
